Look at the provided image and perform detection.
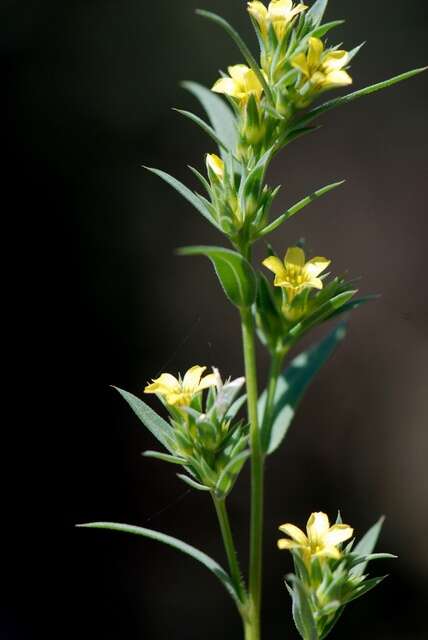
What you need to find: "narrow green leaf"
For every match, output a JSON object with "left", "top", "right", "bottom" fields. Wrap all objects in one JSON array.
[
  {"left": 225, "top": 394, "right": 247, "bottom": 420},
  {"left": 260, "top": 180, "right": 345, "bottom": 236},
  {"left": 144, "top": 166, "right": 220, "bottom": 229},
  {"left": 344, "top": 575, "right": 387, "bottom": 603},
  {"left": 178, "top": 245, "right": 257, "bottom": 308},
  {"left": 173, "top": 108, "right": 234, "bottom": 157},
  {"left": 143, "top": 451, "right": 185, "bottom": 465},
  {"left": 177, "top": 473, "right": 211, "bottom": 491},
  {"left": 77, "top": 521, "right": 242, "bottom": 607},
  {"left": 259, "top": 324, "right": 347, "bottom": 453},
  {"left": 182, "top": 81, "right": 237, "bottom": 160},
  {"left": 196, "top": 9, "right": 274, "bottom": 105},
  {"left": 114, "top": 387, "right": 175, "bottom": 453},
  {"left": 307, "top": 0, "right": 329, "bottom": 27},
  {"left": 310, "top": 20, "right": 344, "bottom": 39},
  {"left": 349, "top": 553, "right": 397, "bottom": 570},
  {"left": 289, "top": 290, "right": 356, "bottom": 339},
  {"left": 350, "top": 516, "right": 385, "bottom": 577},
  {"left": 300, "top": 67, "right": 427, "bottom": 126}
]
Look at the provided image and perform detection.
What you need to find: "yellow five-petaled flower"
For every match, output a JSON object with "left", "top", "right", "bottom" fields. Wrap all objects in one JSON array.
[
  {"left": 262, "top": 246, "right": 330, "bottom": 302},
  {"left": 248, "top": 0, "right": 307, "bottom": 40},
  {"left": 278, "top": 512, "right": 354, "bottom": 563},
  {"left": 212, "top": 65, "right": 264, "bottom": 105},
  {"left": 144, "top": 365, "right": 216, "bottom": 407},
  {"left": 292, "top": 37, "right": 352, "bottom": 91}
]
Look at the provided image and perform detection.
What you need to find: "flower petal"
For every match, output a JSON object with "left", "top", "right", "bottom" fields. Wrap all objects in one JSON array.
[
  {"left": 306, "top": 277, "right": 323, "bottom": 290},
  {"left": 308, "top": 37, "right": 324, "bottom": 70},
  {"left": 248, "top": 1, "right": 269, "bottom": 23},
  {"left": 269, "top": 0, "right": 293, "bottom": 19},
  {"left": 325, "top": 69, "right": 352, "bottom": 87},
  {"left": 197, "top": 372, "right": 217, "bottom": 392},
  {"left": 228, "top": 64, "right": 251, "bottom": 83},
  {"left": 291, "top": 52, "right": 310, "bottom": 77},
  {"left": 278, "top": 523, "right": 308, "bottom": 545},
  {"left": 262, "top": 256, "right": 288, "bottom": 280},
  {"left": 212, "top": 77, "right": 238, "bottom": 97},
  {"left": 206, "top": 154, "right": 224, "bottom": 178},
  {"left": 323, "top": 50, "right": 349, "bottom": 72},
  {"left": 285, "top": 246, "right": 305, "bottom": 268},
  {"left": 277, "top": 538, "right": 302, "bottom": 550},
  {"left": 325, "top": 525, "right": 354, "bottom": 547},
  {"left": 182, "top": 365, "right": 206, "bottom": 391},
  {"left": 144, "top": 373, "right": 180, "bottom": 395},
  {"left": 314, "top": 546, "right": 341, "bottom": 560},
  {"left": 307, "top": 512, "right": 330, "bottom": 542},
  {"left": 304, "top": 257, "right": 330, "bottom": 278}
]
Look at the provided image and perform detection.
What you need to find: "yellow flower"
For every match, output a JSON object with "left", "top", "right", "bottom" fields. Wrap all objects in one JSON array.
[
  {"left": 144, "top": 365, "right": 216, "bottom": 407},
  {"left": 248, "top": 1, "right": 307, "bottom": 40},
  {"left": 292, "top": 37, "right": 352, "bottom": 91},
  {"left": 262, "top": 246, "right": 330, "bottom": 301},
  {"left": 206, "top": 153, "right": 224, "bottom": 179},
  {"left": 278, "top": 512, "right": 354, "bottom": 562},
  {"left": 212, "top": 65, "right": 264, "bottom": 105}
]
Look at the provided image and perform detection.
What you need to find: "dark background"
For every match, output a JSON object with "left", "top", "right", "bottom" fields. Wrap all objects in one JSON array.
[{"left": 3, "top": 1, "right": 427, "bottom": 638}]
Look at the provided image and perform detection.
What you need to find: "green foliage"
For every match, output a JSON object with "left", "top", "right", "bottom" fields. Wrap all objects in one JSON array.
[
  {"left": 258, "top": 323, "right": 347, "bottom": 454},
  {"left": 77, "top": 522, "right": 243, "bottom": 609},
  {"left": 178, "top": 245, "right": 257, "bottom": 308}
]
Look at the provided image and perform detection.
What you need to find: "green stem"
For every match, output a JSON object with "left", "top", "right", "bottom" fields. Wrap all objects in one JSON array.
[
  {"left": 212, "top": 495, "right": 246, "bottom": 605},
  {"left": 240, "top": 306, "right": 263, "bottom": 640}
]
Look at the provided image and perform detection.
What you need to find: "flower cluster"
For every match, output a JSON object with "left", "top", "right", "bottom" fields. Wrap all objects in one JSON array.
[
  {"left": 278, "top": 512, "right": 395, "bottom": 640},
  {"left": 144, "top": 366, "right": 249, "bottom": 498},
  {"left": 256, "top": 246, "right": 358, "bottom": 353}
]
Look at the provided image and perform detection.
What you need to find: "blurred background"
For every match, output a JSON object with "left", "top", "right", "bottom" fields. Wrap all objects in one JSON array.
[{"left": 2, "top": 1, "right": 427, "bottom": 638}]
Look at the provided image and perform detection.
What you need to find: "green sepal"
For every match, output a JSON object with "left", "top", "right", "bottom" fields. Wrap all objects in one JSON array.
[
  {"left": 306, "top": 0, "right": 329, "bottom": 28},
  {"left": 196, "top": 9, "right": 274, "bottom": 106},
  {"left": 114, "top": 386, "right": 175, "bottom": 453},
  {"left": 177, "top": 473, "right": 211, "bottom": 491},
  {"left": 178, "top": 245, "right": 257, "bottom": 308},
  {"left": 173, "top": 108, "right": 235, "bottom": 158},
  {"left": 143, "top": 451, "right": 186, "bottom": 465},
  {"left": 77, "top": 521, "right": 242, "bottom": 609},
  {"left": 182, "top": 81, "right": 238, "bottom": 160},
  {"left": 258, "top": 324, "right": 347, "bottom": 453},
  {"left": 350, "top": 516, "right": 385, "bottom": 577},
  {"left": 215, "top": 450, "right": 250, "bottom": 498},
  {"left": 343, "top": 575, "right": 387, "bottom": 604},
  {"left": 260, "top": 180, "right": 345, "bottom": 236},
  {"left": 144, "top": 166, "right": 220, "bottom": 230},
  {"left": 286, "top": 575, "right": 319, "bottom": 640}
]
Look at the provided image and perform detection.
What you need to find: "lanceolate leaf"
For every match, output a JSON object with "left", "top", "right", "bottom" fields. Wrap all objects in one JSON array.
[
  {"left": 144, "top": 166, "right": 220, "bottom": 230},
  {"left": 114, "top": 387, "right": 174, "bottom": 453},
  {"left": 173, "top": 108, "right": 233, "bottom": 157},
  {"left": 77, "top": 522, "right": 242, "bottom": 608},
  {"left": 178, "top": 245, "right": 257, "bottom": 308},
  {"left": 260, "top": 180, "right": 345, "bottom": 236},
  {"left": 300, "top": 67, "right": 427, "bottom": 127},
  {"left": 350, "top": 516, "right": 385, "bottom": 577},
  {"left": 258, "top": 324, "right": 347, "bottom": 453},
  {"left": 182, "top": 81, "right": 238, "bottom": 160},
  {"left": 196, "top": 9, "right": 274, "bottom": 105}
]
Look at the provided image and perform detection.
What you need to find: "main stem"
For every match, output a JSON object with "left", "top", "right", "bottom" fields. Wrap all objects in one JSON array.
[{"left": 240, "top": 306, "right": 263, "bottom": 640}]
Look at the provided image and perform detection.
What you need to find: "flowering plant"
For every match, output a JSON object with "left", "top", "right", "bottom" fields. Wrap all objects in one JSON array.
[{"left": 78, "top": 2, "right": 425, "bottom": 638}]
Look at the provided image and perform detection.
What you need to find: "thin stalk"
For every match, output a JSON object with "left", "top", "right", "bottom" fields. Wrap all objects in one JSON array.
[
  {"left": 240, "top": 306, "right": 263, "bottom": 640},
  {"left": 212, "top": 495, "right": 247, "bottom": 605}
]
